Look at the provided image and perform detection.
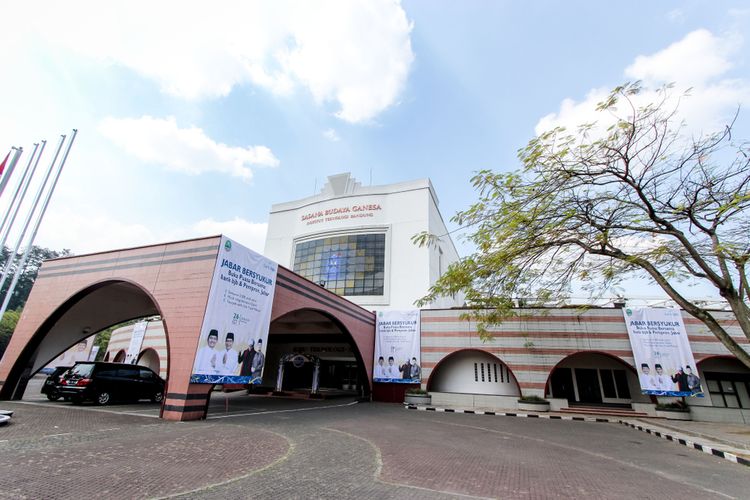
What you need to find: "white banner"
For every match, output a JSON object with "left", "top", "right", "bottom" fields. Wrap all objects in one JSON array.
[
  {"left": 191, "top": 236, "right": 278, "bottom": 384},
  {"left": 124, "top": 320, "right": 148, "bottom": 364},
  {"left": 373, "top": 310, "right": 421, "bottom": 383},
  {"left": 623, "top": 307, "right": 703, "bottom": 397}
]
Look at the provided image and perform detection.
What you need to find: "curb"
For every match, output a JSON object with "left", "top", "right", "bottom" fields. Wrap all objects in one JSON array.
[
  {"left": 404, "top": 404, "right": 750, "bottom": 468},
  {"left": 619, "top": 420, "right": 750, "bottom": 467}
]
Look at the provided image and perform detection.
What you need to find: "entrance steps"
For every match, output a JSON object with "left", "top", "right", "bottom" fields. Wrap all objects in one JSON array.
[{"left": 558, "top": 406, "right": 650, "bottom": 418}]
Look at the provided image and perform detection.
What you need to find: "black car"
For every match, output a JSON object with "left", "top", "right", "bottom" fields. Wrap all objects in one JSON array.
[
  {"left": 57, "top": 362, "right": 165, "bottom": 405},
  {"left": 40, "top": 366, "right": 72, "bottom": 401}
]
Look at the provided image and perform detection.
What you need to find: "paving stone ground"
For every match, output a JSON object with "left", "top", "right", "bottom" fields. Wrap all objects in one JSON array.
[{"left": 1, "top": 396, "right": 749, "bottom": 499}]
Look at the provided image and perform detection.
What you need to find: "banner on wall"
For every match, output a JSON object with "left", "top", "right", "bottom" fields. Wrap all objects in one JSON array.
[
  {"left": 190, "top": 236, "right": 279, "bottom": 384},
  {"left": 623, "top": 307, "right": 703, "bottom": 397},
  {"left": 124, "top": 320, "right": 148, "bottom": 364},
  {"left": 373, "top": 309, "right": 421, "bottom": 383}
]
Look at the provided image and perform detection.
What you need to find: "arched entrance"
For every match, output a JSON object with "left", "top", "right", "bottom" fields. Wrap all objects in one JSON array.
[
  {"left": 427, "top": 349, "right": 520, "bottom": 396},
  {"left": 262, "top": 308, "right": 369, "bottom": 398},
  {"left": 113, "top": 349, "right": 127, "bottom": 363},
  {"left": 137, "top": 348, "right": 160, "bottom": 375},
  {"left": 0, "top": 280, "right": 165, "bottom": 401},
  {"left": 546, "top": 352, "right": 646, "bottom": 406},
  {"left": 697, "top": 356, "right": 750, "bottom": 409}
]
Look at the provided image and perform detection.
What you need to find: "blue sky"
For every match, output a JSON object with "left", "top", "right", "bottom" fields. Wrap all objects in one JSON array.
[{"left": 1, "top": 1, "right": 749, "bottom": 302}]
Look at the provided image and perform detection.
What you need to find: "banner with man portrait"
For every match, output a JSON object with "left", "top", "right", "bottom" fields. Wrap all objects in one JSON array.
[
  {"left": 191, "top": 236, "right": 278, "bottom": 384},
  {"left": 623, "top": 307, "right": 703, "bottom": 397},
  {"left": 373, "top": 309, "right": 421, "bottom": 383}
]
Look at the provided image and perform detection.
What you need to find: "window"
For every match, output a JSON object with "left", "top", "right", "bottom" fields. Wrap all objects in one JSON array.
[
  {"left": 480, "top": 363, "right": 485, "bottom": 382},
  {"left": 704, "top": 371, "right": 750, "bottom": 408},
  {"left": 494, "top": 364, "right": 498, "bottom": 383},
  {"left": 474, "top": 363, "right": 478, "bottom": 382},
  {"left": 293, "top": 233, "right": 386, "bottom": 296}
]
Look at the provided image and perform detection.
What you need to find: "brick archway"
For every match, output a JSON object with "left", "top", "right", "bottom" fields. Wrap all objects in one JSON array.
[{"left": 0, "top": 236, "right": 376, "bottom": 421}]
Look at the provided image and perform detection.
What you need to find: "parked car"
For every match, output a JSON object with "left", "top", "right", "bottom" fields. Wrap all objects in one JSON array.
[
  {"left": 40, "top": 366, "right": 72, "bottom": 401},
  {"left": 57, "top": 362, "right": 165, "bottom": 405}
]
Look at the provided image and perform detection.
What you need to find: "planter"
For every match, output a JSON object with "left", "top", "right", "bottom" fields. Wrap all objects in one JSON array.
[
  {"left": 404, "top": 394, "right": 432, "bottom": 405},
  {"left": 518, "top": 400, "right": 550, "bottom": 412},
  {"left": 656, "top": 409, "right": 692, "bottom": 421}
]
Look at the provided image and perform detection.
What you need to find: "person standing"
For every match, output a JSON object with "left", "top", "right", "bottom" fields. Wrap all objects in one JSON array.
[
  {"left": 409, "top": 357, "right": 421, "bottom": 380},
  {"left": 654, "top": 364, "right": 673, "bottom": 391},
  {"left": 685, "top": 366, "right": 702, "bottom": 394},
  {"left": 385, "top": 356, "right": 398, "bottom": 378},
  {"left": 216, "top": 332, "right": 239, "bottom": 375},
  {"left": 639, "top": 363, "right": 656, "bottom": 391},
  {"left": 250, "top": 339, "right": 265, "bottom": 381},
  {"left": 671, "top": 367, "right": 689, "bottom": 392},
  {"left": 374, "top": 356, "right": 387, "bottom": 379},
  {"left": 238, "top": 339, "right": 256, "bottom": 377},
  {"left": 399, "top": 358, "right": 412, "bottom": 380},
  {"left": 193, "top": 329, "right": 219, "bottom": 374}
]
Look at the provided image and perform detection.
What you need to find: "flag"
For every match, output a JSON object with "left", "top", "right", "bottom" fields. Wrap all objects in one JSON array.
[{"left": 0, "top": 152, "right": 8, "bottom": 177}]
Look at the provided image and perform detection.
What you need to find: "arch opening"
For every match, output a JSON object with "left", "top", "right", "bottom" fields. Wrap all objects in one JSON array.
[
  {"left": 696, "top": 356, "right": 750, "bottom": 409},
  {"left": 264, "top": 308, "right": 369, "bottom": 398},
  {"left": 545, "top": 352, "right": 647, "bottom": 406},
  {"left": 427, "top": 349, "right": 520, "bottom": 396},
  {"left": 0, "top": 279, "right": 168, "bottom": 402},
  {"left": 137, "top": 348, "right": 160, "bottom": 375}
]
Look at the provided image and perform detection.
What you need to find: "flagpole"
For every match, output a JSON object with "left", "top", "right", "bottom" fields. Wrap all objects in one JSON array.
[
  {"left": 0, "top": 136, "right": 65, "bottom": 310},
  {"left": 0, "top": 147, "right": 23, "bottom": 200},
  {"left": 0, "top": 142, "right": 42, "bottom": 250},
  {"left": 0, "top": 130, "right": 77, "bottom": 320}
]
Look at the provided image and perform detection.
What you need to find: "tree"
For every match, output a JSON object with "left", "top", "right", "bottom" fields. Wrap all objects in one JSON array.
[
  {"left": 0, "top": 309, "right": 20, "bottom": 358},
  {"left": 415, "top": 83, "right": 750, "bottom": 368},
  {"left": 0, "top": 245, "right": 72, "bottom": 311}
]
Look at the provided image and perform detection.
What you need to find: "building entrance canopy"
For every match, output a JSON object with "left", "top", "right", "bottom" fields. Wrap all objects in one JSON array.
[{"left": 0, "top": 235, "right": 375, "bottom": 421}]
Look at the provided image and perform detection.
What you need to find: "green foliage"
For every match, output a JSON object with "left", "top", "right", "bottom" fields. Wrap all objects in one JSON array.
[
  {"left": 405, "top": 388, "right": 428, "bottom": 395},
  {"left": 0, "top": 308, "right": 21, "bottom": 358},
  {"left": 93, "top": 328, "right": 113, "bottom": 361},
  {"left": 1, "top": 245, "right": 72, "bottom": 311},
  {"left": 417, "top": 82, "right": 750, "bottom": 367}
]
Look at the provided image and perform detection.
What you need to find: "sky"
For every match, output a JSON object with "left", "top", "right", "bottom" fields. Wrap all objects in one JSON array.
[{"left": 1, "top": 1, "right": 749, "bottom": 303}]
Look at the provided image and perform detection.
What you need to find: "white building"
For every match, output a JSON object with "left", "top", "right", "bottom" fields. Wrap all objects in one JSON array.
[{"left": 264, "top": 173, "right": 463, "bottom": 310}]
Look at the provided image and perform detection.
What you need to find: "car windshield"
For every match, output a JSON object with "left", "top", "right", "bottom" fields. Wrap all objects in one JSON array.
[{"left": 67, "top": 364, "right": 94, "bottom": 377}]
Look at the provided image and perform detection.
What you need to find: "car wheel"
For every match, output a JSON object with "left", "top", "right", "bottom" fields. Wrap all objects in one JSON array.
[
  {"left": 151, "top": 391, "right": 164, "bottom": 403},
  {"left": 46, "top": 393, "right": 61, "bottom": 401},
  {"left": 96, "top": 391, "right": 111, "bottom": 406}
]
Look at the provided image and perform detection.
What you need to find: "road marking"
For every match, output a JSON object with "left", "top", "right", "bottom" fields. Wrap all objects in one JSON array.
[
  {"left": 205, "top": 400, "right": 358, "bottom": 420},
  {"left": 11, "top": 400, "right": 161, "bottom": 418}
]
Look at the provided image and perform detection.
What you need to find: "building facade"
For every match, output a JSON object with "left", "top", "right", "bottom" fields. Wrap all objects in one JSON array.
[
  {"left": 263, "top": 173, "right": 462, "bottom": 310},
  {"left": 421, "top": 307, "right": 750, "bottom": 422}
]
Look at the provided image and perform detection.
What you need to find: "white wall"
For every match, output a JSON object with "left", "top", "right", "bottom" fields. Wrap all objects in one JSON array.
[
  {"left": 429, "top": 350, "right": 520, "bottom": 396},
  {"left": 263, "top": 174, "right": 462, "bottom": 310}
]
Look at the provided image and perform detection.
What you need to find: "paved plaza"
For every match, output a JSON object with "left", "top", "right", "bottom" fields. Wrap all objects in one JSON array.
[{"left": 1, "top": 384, "right": 749, "bottom": 500}]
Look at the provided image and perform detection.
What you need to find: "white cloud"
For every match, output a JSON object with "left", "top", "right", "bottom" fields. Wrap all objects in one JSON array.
[
  {"left": 323, "top": 128, "right": 341, "bottom": 142},
  {"left": 36, "top": 209, "right": 268, "bottom": 255},
  {"left": 4, "top": 1, "right": 414, "bottom": 124},
  {"left": 625, "top": 29, "right": 738, "bottom": 86},
  {"left": 536, "top": 30, "right": 750, "bottom": 136},
  {"left": 99, "top": 116, "right": 278, "bottom": 181}
]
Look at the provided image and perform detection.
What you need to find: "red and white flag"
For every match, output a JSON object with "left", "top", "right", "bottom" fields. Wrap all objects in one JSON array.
[{"left": 0, "top": 152, "right": 8, "bottom": 177}]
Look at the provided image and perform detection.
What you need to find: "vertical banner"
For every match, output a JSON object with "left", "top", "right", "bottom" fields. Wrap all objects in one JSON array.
[
  {"left": 124, "top": 320, "right": 148, "bottom": 364},
  {"left": 191, "top": 236, "right": 278, "bottom": 384},
  {"left": 623, "top": 307, "right": 703, "bottom": 397},
  {"left": 88, "top": 346, "right": 100, "bottom": 362},
  {"left": 373, "top": 310, "right": 421, "bottom": 383}
]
